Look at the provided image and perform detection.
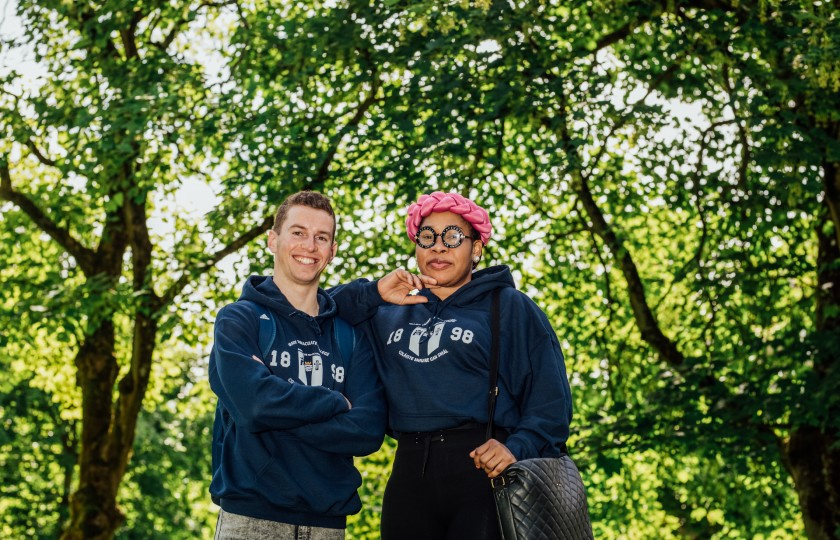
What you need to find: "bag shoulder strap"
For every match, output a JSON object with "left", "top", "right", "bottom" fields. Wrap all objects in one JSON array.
[
  {"left": 486, "top": 288, "right": 502, "bottom": 441},
  {"left": 238, "top": 299, "right": 278, "bottom": 361}
]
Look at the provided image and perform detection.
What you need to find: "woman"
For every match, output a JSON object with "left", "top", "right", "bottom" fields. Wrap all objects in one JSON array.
[{"left": 333, "top": 191, "right": 573, "bottom": 539}]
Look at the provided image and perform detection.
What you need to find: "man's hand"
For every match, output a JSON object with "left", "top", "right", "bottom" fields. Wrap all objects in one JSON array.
[
  {"left": 469, "top": 439, "right": 517, "bottom": 478},
  {"left": 377, "top": 269, "right": 437, "bottom": 305}
]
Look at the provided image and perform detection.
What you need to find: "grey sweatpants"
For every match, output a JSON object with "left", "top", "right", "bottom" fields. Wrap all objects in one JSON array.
[{"left": 214, "top": 509, "right": 345, "bottom": 540}]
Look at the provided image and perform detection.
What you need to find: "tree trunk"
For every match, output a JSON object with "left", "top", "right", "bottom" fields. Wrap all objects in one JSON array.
[
  {"left": 60, "top": 316, "right": 159, "bottom": 540},
  {"left": 782, "top": 155, "right": 840, "bottom": 539},
  {"left": 783, "top": 427, "right": 840, "bottom": 540},
  {"left": 60, "top": 191, "right": 160, "bottom": 539},
  {"left": 62, "top": 322, "right": 123, "bottom": 540}
]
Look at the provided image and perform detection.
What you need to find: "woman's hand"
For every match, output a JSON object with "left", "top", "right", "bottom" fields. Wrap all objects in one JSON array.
[
  {"left": 377, "top": 269, "right": 437, "bottom": 305},
  {"left": 469, "top": 439, "right": 517, "bottom": 478}
]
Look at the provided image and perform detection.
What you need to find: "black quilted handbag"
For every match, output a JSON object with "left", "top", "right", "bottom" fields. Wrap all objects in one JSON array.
[
  {"left": 491, "top": 457, "right": 593, "bottom": 539},
  {"left": 487, "top": 290, "right": 594, "bottom": 540}
]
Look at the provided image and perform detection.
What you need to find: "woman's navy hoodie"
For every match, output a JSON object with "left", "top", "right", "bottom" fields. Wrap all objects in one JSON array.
[
  {"left": 332, "top": 265, "right": 572, "bottom": 459},
  {"left": 209, "top": 276, "right": 386, "bottom": 528}
]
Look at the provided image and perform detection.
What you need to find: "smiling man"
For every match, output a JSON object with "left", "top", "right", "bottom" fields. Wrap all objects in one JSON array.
[{"left": 208, "top": 191, "right": 388, "bottom": 539}]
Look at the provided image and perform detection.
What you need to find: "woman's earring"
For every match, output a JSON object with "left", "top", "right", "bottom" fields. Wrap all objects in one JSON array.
[{"left": 473, "top": 256, "right": 480, "bottom": 263}]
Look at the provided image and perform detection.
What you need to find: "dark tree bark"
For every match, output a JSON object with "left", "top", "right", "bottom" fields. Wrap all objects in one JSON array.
[{"left": 782, "top": 146, "right": 840, "bottom": 540}]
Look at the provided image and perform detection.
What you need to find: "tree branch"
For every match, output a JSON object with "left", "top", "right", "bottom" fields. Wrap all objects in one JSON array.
[
  {"left": 574, "top": 173, "right": 684, "bottom": 366},
  {"left": 72, "top": 6, "right": 123, "bottom": 61},
  {"left": 0, "top": 163, "right": 97, "bottom": 275},
  {"left": 123, "top": 189, "right": 158, "bottom": 300},
  {"left": 108, "top": 189, "right": 158, "bottom": 488},
  {"left": 595, "top": 0, "right": 749, "bottom": 53},
  {"left": 157, "top": 21, "right": 183, "bottom": 51},
  {"left": 4, "top": 92, "right": 60, "bottom": 169},
  {"left": 554, "top": 78, "right": 685, "bottom": 366},
  {"left": 821, "top": 133, "right": 840, "bottom": 250},
  {"left": 596, "top": 23, "right": 635, "bottom": 52},
  {"left": 310, "top": 75, "right": 380, "bottom": 189},
  {"left": 586, "top": 219, "right": 617, "bottom": 327},
  {"left": 654, "top": 120, "right": 736, "bottom": 310},
  {"left": 153, "top": 0, "right": 235, "bottom": 53},
  {"left": 595, "top": 0, "right": 667, "bottom": 51},
  {"left": 25, "top": 140, "right": 58, "bottom": 167},
  {"left": 584, "top": 60, "right": 682, "bottom": 181},
  {"left": 157, "top": 214, "right": 274, "bottom": 310},
  {"left": 119, "top": 10, "right": 143, "bottom": 59},
  {"left": 201, "top": 0, "right": 241, "bottom": 6},
  {"left": 720, "top": 58, "right": 752, "bottom": 191}
]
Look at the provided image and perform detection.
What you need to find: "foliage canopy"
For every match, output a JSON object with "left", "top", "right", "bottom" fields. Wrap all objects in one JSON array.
[{"left": 1, "top": 0, "right": 838, "bottom": 538}]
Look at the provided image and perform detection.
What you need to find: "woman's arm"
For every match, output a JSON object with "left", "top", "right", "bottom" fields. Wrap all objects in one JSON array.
[{"left": 329, "top": 270, "right": 434, "bottom": 324}]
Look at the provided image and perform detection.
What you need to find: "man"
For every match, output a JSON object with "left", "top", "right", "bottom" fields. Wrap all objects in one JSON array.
[{"left": 209, "top": 191, "right": 427, "bottom": 539}]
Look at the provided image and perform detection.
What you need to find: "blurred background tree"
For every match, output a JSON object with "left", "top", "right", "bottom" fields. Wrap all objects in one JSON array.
[{"left": 1, "top": 0, "right": 837, "bottom": 538}]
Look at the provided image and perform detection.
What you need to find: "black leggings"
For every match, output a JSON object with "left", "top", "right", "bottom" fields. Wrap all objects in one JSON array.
[{"left": 380, "top": 425, "right": 507, "bottom": 540}]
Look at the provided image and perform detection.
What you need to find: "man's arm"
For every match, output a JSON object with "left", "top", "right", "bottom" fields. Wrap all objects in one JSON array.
[
  {"left": 284, "top": 334, "right": 387, "bottom": 455},
  {"left": 210, "top": 303, "right": 350, "bottom": 432}
]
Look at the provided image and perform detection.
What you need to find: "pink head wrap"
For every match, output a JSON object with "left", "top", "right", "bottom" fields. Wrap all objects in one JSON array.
[{"left": 405, "top": 191, "right": 492, "bottom": 245}]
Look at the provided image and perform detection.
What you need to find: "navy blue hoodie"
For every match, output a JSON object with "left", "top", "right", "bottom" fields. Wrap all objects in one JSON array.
[
  {"left": 332, "top": 265, "right": 572, "bottom": 459},
  {"left": 209, "top": 276, "right": 386, "bottom": 528}
]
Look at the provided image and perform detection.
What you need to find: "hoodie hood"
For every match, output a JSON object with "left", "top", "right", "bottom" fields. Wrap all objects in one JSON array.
[{"left": 239, "top": 275, "right": 338, "bottom": 325}]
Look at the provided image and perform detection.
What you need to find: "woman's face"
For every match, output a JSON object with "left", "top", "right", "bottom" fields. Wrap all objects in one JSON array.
[{"left": 414, "top": 211, "right": 483, "bottom": 299}]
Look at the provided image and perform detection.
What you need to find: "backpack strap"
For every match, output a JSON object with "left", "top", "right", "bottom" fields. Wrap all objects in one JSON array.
[
  {"left": 240, "top": 299, "right": 355, "bottom": 363},
  {"left": 332, "top": 316, "right": 357, "bottom": 363},
  {"left": 238, "top": 300, "right": 277, "bottom": 361}
]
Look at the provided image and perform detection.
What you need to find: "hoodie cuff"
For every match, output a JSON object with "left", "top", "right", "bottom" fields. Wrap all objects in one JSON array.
[{"left": 504, "top": 436, "right": 533, "bottom": 461}]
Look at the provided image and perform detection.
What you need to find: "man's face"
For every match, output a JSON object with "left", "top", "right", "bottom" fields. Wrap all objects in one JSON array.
[{"left": 267, "top": 205, "right": 337, "bottom": 287}]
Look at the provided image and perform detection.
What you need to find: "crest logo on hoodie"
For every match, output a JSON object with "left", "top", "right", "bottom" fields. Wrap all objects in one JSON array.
[
  {"left": 408, "top": 321, "right": 446, "bottom": 356},
  {"left": 297, "top": 350, "right": 324, "bottom": 386},
  {"left": 270, "top": 338, "right": 337, "bottom": 387},
  {"left": 387, "top": 316, "right": 477, "bottom": 363}
]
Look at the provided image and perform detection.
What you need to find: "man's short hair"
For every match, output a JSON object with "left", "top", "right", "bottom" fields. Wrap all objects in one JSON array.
[{"left": 273, "top": 191, "right": 337, "bottom": 238}]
